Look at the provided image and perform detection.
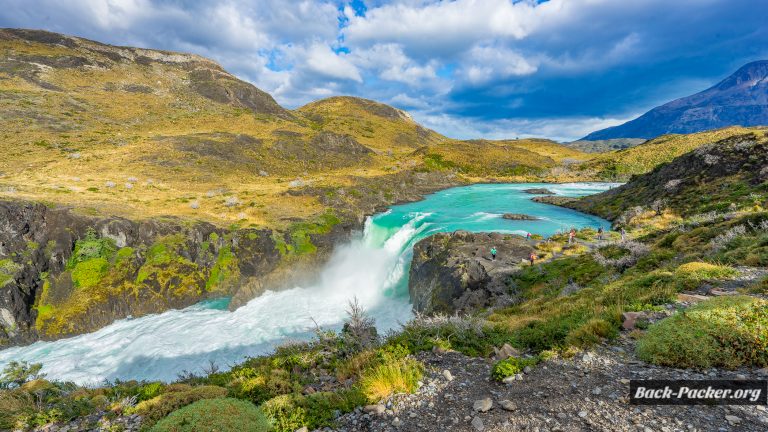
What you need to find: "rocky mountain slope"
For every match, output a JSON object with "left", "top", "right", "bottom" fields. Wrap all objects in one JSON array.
[
  {"left": 567, "top": 130, "right": 768, "bottom": 220},
  {"left": 573, "top": 126, "right": 766, "bottom": 181},
  {"left": 584, "top": 60, "right": 768, "bottom": 140}
]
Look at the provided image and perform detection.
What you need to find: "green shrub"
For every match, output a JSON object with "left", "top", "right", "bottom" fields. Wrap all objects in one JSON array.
[
  {"left": 674, "top": 262, "right": 738, "bottom": 290},
  {"left": 637, "top": 296, "right": 768, "bottom": 369},
  {"left": 261, "top": 394, "right": 306, "bottom": 432},
  {"left": 151, "top": 398, "right": 270, "bottom": 432},
  {"left": 261, "top": 389, "right": 366, "bottom": 432},
  {"left": 1, "top": 361, "right": 44, "bottom": 389},
  {"left": 359, "top": 358, "right": 423, "bottom": 402},
  {"left": 564, "top": 318, "right": 616, "bottom": 347},
  {"left": 137, "top": 382, "right": 164, "bottom": 401},
  {"left": 746, "top": 275, "right": 768, "bottom": 295},
  {"left": 491, "top": 356, "right": 539, "bottom": 381},
  {"left": 0, "top": 390, "right": 34, "bottom": 429},
  {"left": 132, "top": 385, "right": 228, "bottom": 427},
  {"left": 229, "top": 367, "right": 298, "bottom": 404}
]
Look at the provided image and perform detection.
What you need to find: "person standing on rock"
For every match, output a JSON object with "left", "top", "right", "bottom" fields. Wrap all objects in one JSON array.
[
  {"left": 568, "top": 227, "right": 576, "bottom": 244},
  {"left": 526, "top": 232, "right": 532, "bottom": 241},
  {"left": 620, "top": 227, "right": 627, "bottom": 241},
  {"left": 491, "top": 247, "right": 497, "bottom": 260},
  {"left": 529, "top": 251, "right": 537, "bottom": 266},
  {"left": 597, "top": 226, "right": 604, "bottom": 240}
]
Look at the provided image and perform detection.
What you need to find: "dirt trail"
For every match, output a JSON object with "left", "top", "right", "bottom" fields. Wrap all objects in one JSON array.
[{"left": 334, "top": 336, "right": 768, "bottom": 432}]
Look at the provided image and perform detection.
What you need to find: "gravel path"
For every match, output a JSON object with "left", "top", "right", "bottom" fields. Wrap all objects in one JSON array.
[{"left": 332, "top": 337, "right": 768, "bottom": 432}]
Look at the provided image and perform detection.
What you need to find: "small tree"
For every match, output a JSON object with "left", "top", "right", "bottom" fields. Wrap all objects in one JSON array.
[
  {"left": 0, "top": 361, "right": 44, "bottom": 389},
  {"left": 341, "top": 297, "right": 377, "bottom": 356}
]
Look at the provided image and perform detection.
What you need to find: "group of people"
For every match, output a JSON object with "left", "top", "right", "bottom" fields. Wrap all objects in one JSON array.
[{"left": 490, "top": 246, "right": 538, "bottom": 266}]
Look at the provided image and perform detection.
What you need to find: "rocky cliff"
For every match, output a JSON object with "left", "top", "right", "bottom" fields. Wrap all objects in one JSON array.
[
  {"left": 0, "top": 199, "right": 356, "bottom": 346},
  {"left": 408, "top": 231, "right": 534, "bottom": 314}
]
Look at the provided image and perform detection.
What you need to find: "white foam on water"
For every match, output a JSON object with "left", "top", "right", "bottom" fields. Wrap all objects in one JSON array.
[
  {"left": 0, "top": 213, "right": 433, "bottom": 384},
  {"left": 469, "top": 211, "right": 503, "bottom": 221}
]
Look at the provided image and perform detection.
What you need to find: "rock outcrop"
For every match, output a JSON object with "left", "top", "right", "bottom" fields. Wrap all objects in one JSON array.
[
  {"left": 523, "top": 188, "right": 555, "bottom": 194},
  {"left": 408, "top": 232, "right": 534, "bottom": 314},
  {"left": 502, "top": 213, "right": 539, "bottom": 221},
  {"left": 564, "top": 133, "right": 768, "bottom": 220},
  {"left": 0, "top": 199, "right": 353, "bottom": 346}
]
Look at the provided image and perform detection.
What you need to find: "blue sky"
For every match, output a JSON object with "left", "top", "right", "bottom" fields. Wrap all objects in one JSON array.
[{"left": 1, "top": 0, "right": 766, "bottom": 141}]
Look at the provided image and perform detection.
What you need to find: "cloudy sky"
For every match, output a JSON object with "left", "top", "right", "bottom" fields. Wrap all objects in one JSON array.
[{"left": 1, "top": 0, "right": 766, "bottom": 141}]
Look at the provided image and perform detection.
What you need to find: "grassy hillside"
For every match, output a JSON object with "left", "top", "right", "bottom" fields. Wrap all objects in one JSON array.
[
  {"left": 567, "top": 131, "right": 768, "bottom": 220},
  {"left": 573, "top": 126, "right": 767, "bottom": 180},
  {"left": 0, "top": 29, "right": 589, "bottom": 232}
]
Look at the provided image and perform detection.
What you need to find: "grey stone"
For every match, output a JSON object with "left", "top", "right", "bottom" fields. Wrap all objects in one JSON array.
[
  {"left": 473, "top": 397, "right": 493, "bottom": 412},
  {"left": 500, "top": 400, "right": 517, "bottom": 411},
  {"left": 442, "top": 369, "right": 454, "bottom": 381},
  {"left": 471, "top": 416, "right": 485, "bottom": 431}
]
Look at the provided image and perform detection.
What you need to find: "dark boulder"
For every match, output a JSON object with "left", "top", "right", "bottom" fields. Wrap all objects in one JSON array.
[
  {"left": 502, "top": 213, "right": 539, "bottom": 221},
  {"left": 408, "top": 231, "right": 534, "bottom": 314},
  {"left": 523, "top": 188, "right": 555, "bottom": 195}
]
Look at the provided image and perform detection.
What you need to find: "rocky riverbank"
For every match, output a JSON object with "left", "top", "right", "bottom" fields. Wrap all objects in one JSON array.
[
  {"left": 0, "top": 169, "right": 462, "bottom": 347},
  {"left": 0, "top": 199, "right": 290, "bottom": 345}
]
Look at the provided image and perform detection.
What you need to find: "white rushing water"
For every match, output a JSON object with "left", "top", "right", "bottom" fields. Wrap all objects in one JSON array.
[
  {"left": 0, "top": 215, "right": 430, "bottom": 384},
  {"left": 0, "top": 183, "right": 616, "bottom": 384}
]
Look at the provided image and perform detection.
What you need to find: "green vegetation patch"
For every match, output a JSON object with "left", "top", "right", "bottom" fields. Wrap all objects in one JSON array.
[
  {"left": 0, "top": 259, "right": 22, "bottom": 287},
  {"left": 151, "top": 398, "right": 271, "bottom": 432},
  {"left": 673, "top": 262, "right": 737, "bottom": 290},
  {"left": 359, "top": 357, "right": 423, "bottom": 402},
  {"left": 278, "top": 211, "right": 341, "bottom": 257},
  {"left": 262, "top": 389, "right": 366, "bottom": 432},
  {"left": 131, "top": 385, "right": 228, "bottom": 427},
  {"left": 491, "top": 356, "right": 539, "bottom": 381},
  {"left": 206, "top": 245, "right": 240, "bottom": 292},
  {"left": 67, "top": 229, "right": 117, "bottom": 289},
  {"left": 636, "top": 296, "right": 768, "bottom": 369}
]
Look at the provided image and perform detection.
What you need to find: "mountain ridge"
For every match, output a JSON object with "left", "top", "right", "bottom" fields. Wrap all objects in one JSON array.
[{"left": 583, "top": 60, "right": 768, "bottom": 140}]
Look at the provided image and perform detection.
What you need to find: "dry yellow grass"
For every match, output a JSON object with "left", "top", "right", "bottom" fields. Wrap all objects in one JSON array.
[{"left": 0, "top": 31, "right": 591, "bottom": 230}]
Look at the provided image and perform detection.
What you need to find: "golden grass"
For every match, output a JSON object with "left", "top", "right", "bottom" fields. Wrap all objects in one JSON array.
[{"left": 0, "top": 36, "right": 595, "bottom": 231}]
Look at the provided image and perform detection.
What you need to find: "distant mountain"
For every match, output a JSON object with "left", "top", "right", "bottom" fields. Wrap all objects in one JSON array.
[{"left": 583, "top": 60, "right": 768, "bottom": 140}]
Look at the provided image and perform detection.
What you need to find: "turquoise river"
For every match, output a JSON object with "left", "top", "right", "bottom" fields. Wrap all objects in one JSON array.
[{"left": 0, "top": 183, "right": 617, "bottom": 384}]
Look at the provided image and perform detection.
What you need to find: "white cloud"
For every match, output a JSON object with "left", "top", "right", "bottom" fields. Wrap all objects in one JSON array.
[
  {"left": 350, "top": 44, "right": 437, "bottom": 84},
  {"left": 0, "top": 0, "right": 761, "bottom": 141},
  {"left": 389, "top": 93, "right": 431, "bottom": 110},
  {"left": 412, "top": 111, "right": 641, "bottom": 142},
  {"left": 461, "top": 45, "right": 538, "bottom": 84},
  {"left": 304, "top": 42, "right": 362, "bottom": 82}
]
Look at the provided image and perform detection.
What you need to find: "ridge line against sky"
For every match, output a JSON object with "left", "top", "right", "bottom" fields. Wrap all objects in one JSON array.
[{"left": 1, "top": 0, "right": 766, "bottom": 142}]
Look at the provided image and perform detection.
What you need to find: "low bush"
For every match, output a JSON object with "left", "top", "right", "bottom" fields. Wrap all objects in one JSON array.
[
  {"left": 745, "top": 275, "right": 768, "bottom": 295},
  {"left": 151, "top": 398, "right": 270, "bottom": 432},
  {"left": 0, "top": 390, "right": 34, "bottom": 430},
  {"left": 674, "top": 262, "right": 737, "bottom": 290},
  {"left": 564, "top": 318, "right": 616, "bottom": 347},
  {"left": 132, "top": 385, "right": 228, "bottom": 427},
  {"left": 359, "top": 358, "right": 423, "bottom": 402},
  {"left": 389, "top": 314, "right": 512, "bottom": 357},
  {"left": 636, "top": 296, "right": 768, "bottom": 368},
  {"left": 491, "top": 356, "right": 539, "bottom": 381},
  {"left": 261, "top": 389, "right": 366, "bottom": 432},
  {"left": 593, "top": 241, "right": 650, "bottom": 271}
]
